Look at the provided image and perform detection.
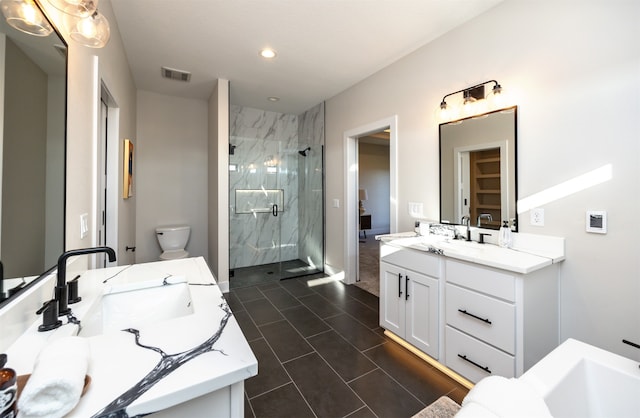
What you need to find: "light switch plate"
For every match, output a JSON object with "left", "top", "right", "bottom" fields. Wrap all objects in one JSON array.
[
  {"left": 332, "top": 199, "right": 340, "bottom": 208},
  {"left": 408, "top": 202, "right": 424, "bottom": 218},
  {"left": 530, "top": 208, "right": 544, "bottom": 226}
]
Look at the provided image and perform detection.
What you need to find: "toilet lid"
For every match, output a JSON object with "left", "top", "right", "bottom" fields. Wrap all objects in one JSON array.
[{"left": 160, "top": 250, "right": 189, "bottom": 260}]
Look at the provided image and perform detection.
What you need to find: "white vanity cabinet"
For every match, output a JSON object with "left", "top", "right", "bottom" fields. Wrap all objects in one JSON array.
[
  {"left": 380, "top": 245, "right": 441, "bottom": 359},
  {"left": 444, "top": 259, "right": 559, "bottom": 383}
]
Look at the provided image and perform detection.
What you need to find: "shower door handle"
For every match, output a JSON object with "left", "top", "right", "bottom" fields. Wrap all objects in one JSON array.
[{"left": 272, "top": 204, "right": 278, "bottom": 217}]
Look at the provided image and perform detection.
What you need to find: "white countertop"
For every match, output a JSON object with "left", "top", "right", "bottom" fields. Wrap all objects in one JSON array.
[
  {"left": 6, "top": 257, "right": 257, "bottom": 417},
  {"left": 378, "top": 233, "right": 562, "bottom": 274}
]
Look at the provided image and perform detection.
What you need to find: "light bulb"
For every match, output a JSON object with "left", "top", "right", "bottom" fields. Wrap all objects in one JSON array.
[
  {"left": 79, "top": 16, "right": 96, "bottom": 37},
  {"left": 69, "top": 9, "right": 110, "bottom": 48},
  {"left": 21, "top": 2, "right": 37, "bottom": 23},
  {"left": 488, "top": 87, "right": 509, "bottom": 110}
]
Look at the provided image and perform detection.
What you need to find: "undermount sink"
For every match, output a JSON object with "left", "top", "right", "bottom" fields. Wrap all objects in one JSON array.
[
  {"left": 521, "top": 338, "right": 640, "bottom": 418},
  {"left": 78, "top": 277, "right": 194, "bottom": 337},
  {"left": 390, "top": 235, "right": 490, "bottom": 255}
]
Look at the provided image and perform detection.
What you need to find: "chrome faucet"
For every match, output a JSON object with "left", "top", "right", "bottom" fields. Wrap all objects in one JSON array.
[
  {"left": 461, "top": 216, "right": 472, "bottom": 241},
  {"left": 56, "top": 247, "right": 116, "bottom": 315},
  {"left": 477, "top": 213, "right": 493, "bottom": 227}
]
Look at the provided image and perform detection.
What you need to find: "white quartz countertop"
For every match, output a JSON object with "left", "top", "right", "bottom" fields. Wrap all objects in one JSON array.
[
  {"left": 378, "top": 233, "right": 561, "bottom": 274},
  {"left": 6, "top": 257, "right": 257, "bottom": 417}
]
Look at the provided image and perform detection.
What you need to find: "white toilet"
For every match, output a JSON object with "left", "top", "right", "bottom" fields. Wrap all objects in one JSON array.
[{"left": 156, "top": 225, "right": 190, "bottom": 260}]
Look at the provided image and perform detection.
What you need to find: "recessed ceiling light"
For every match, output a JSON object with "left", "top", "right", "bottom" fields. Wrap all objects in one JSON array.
[
  {"left": 267, "top": 96, "right": 280, "bottom": 102},
  {"left": 259, "top": 48, "right": 277, "bottom": 59}
]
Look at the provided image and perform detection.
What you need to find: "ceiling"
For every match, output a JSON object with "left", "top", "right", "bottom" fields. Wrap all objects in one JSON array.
[{"left": 109, "top": 0, "right": 503, "bottom": 115}]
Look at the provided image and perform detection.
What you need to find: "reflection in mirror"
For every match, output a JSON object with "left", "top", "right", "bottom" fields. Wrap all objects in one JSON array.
[
  {"left": 0, "top": 5, "right": 66, "bottom": 304},
  {"left": 440, "top": 106, "right": 517, "bottom": 231}
]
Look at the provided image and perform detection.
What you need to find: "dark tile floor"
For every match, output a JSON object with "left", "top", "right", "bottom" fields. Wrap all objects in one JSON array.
[{"left": 225, "top": 274, "right": 469, "bottom": 418}]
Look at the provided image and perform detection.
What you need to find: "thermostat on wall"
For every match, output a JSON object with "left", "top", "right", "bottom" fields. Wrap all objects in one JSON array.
[{"left": 586, "top": 210, "right": 607, "bottom": 234}]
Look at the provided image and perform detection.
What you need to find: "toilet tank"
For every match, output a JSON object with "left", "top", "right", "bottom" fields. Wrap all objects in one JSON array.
[{"left": 156, "top": 225, "right": 190, "bottom": 251}]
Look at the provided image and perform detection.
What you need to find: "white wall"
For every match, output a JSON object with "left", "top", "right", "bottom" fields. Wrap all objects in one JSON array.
[
  {"left": 326, "top": 0, "right": 640, "bottom": 359},
  {"left": 359, "top": 143, "right": 390, "bottom": 234},
  {"left": 135, "top": 91, "right": 208, "bottom": 263},
  {"left": 37, "top": 0, "right": 138, "bottom": 272},
  {"left": 208, "top": 79, "right": 230, "bottom": 288}
]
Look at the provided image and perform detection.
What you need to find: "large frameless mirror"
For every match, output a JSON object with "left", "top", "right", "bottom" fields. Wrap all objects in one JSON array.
[
  {"left": 0, "top": 3, "right": 67, "bottom": 307},
  {"left": 439, "top": 106, "right": 517, "bottom": 231}
]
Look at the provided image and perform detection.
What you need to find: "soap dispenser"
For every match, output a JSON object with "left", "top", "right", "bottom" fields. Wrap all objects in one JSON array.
[{"left": 499, "top": 220, "right": 512, "bottom": 248}]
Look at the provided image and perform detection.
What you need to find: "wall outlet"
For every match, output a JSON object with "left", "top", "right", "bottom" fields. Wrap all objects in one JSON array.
[{"left": 530, "top": 208, "right": 545, "bottom": 226}]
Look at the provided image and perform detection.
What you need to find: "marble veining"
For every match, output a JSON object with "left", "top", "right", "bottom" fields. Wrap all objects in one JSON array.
[
  {"left": 91, "top": 297, "right": 233, "bottom": 418},
  {"left": 5, "top": 258, "right": 258, "bottom": 418}
]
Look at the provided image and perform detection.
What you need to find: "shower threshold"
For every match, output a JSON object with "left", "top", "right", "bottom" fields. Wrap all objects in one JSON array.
[{"left": 230, "top": 259, "right": 322, "bottom": 289}]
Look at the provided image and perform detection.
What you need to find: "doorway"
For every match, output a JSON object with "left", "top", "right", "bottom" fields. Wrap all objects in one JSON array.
[
  {"left": 344, "top": 116, "right": 398, "bottom": 286},
  {"left": 94, "top": 83, "right": 119, "bottom": 268},
  {"left": 355, "top": 130, "right": 391, "bottom": 296}
]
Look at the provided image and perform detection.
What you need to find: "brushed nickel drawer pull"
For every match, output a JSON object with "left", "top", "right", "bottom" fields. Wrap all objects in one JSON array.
[
  {"left": 458, "top": 309, "right": 492, "bottom": 324},
  {"left": 458, "top": 354, "right": 492, "bottom": 374}
]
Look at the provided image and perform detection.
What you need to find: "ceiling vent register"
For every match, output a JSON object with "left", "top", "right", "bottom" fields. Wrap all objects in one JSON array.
[{"left": 161, "top": 66, "right": 192, "bottom": 82}]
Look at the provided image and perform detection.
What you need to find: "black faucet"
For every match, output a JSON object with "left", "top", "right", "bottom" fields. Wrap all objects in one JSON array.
[{"left": 56, "top": 247, "right": 116, "bottom": 315}]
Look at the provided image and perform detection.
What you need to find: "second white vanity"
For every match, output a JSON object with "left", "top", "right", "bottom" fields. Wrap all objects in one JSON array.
[{"left": 379, "top": 232, "right": 564, "bottom": 384}]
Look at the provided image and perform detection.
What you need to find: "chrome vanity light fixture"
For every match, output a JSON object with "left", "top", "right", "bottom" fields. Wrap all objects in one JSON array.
[
  {"left": 438, "top": 80, "right": 506, "bottom": 122},
  {"left": 1, "top": 0, "right": 53, "bottom": 36}
]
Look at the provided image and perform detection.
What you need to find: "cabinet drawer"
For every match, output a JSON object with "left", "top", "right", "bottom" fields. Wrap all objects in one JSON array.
[
  {"left": 445, "top": 326, "right": 514, "bottom": 383},
  {"left": 381, "top": 247, "right": 440, "bottom": 278},
  {"left": 446, "top": 284, "right": 515, "bottom": 354},
  {"left": 445, "top": 259, "right": 515, "bottom": 302}
]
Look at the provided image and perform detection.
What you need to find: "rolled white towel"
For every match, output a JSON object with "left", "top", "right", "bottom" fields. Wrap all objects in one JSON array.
[
  {"left": 17, "top": 336, "right": 89, "bottom": 418},
  {"left": 458, "top": 376, "right": 552, "bottom": 417}
]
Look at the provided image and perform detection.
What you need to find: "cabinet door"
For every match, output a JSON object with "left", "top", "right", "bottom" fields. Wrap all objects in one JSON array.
[
  {"left": 405, "top": 271, "right": 439, "bottom": 358},
  {"left": 380, "top": 262, "right": 405, "bottom": 336}
]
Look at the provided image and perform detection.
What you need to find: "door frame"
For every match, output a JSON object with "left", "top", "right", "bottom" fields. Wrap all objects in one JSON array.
[
  {"left": 343, "top": 115, "right": 398, "bottom": 285},
  {"left": 101, "top": 83, "right": 119, "bottom": 267}
]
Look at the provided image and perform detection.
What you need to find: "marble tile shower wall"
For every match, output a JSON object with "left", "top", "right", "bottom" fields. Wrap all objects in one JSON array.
[
  {"left": 229, "top": 105, "right": 300, "bottom": 269},
  {"left": 297, "top": 103, "right": 324, "bottom": 269}
]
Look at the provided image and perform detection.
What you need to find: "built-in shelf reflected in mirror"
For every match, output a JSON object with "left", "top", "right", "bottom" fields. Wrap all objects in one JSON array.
[{"left": 439, "top": 106, "right": 517, "bottom": 231}]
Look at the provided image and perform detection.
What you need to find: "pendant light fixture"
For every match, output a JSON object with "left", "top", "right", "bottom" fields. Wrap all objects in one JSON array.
[
  {"left": 68, "top": 9, "right": 110, "bottom": 48},
  {"left": 1, "top": 0, "right": 53, "bottom": 36},
  {"left": 48, "top": 0, "right": 110, "bottom": 48},
  {"left": 1, "top": 0, "right": 111, "bottom": 47}
]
